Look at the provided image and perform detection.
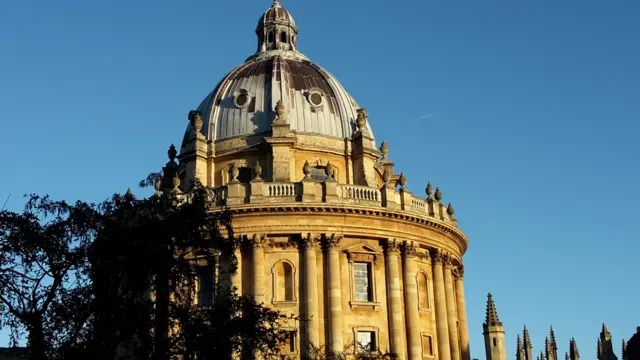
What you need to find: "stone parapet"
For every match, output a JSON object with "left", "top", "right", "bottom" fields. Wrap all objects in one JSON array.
[{"left": 200, "top": 179, "right": 459, "bottom": 227}]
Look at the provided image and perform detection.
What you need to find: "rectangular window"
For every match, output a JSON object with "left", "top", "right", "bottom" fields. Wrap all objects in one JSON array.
[
  {"left": 357, "top": 331, "right": 376, "bottom": 353},
  {"left": 354, "top": 262, "right": 372, "bottom": 302},
  {"left": 279, "top": 331, "right": 296, "bottom": 354},
  {"left": 422, "top": 335, "right": 434, "bottom": 357},
  {"left": 196, "top": 266, "right": 214, "bottom": 305}
]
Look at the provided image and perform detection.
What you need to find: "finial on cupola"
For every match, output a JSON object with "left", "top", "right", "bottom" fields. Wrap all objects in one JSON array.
[{"left": 273, "top": 0, "right": 282, "bottom": 7}]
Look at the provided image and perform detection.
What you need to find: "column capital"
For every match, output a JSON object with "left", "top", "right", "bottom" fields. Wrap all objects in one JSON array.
[
  {"left": 250, "top": 233, "right": 268, "bottom": 249},
  {"left": 453, "top": 264, "right": 465, "bottom": 279},
  {"left": 402, "top": 241, "right": 417, "bottom": 258},
  {"left": 430, "top": 248, "right": 444, "bottom": 264},
  {"left": 322, "top": 233, "right": 342, "bottom": 251},
  {"left": 299, "top": 233, "right": 321, "bottom": 249},
  {"left": 384, "top": 239, "right": 402, "bottom": 255},
  {"left": 443, "top": 252, "right": 454, "bottom": 268}
]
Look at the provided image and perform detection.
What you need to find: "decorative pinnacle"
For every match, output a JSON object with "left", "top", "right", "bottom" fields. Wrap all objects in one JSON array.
[
  {"left": 570, "top": 338, "right": 579, "bottom": 360},
  {"left": 356, "top": 108, "right": 367, "bottom": 132},
  {"left": 523, "top": 326, "right": 532, "bottom": 348},
  {"left": 550, "top": 326, "right": 557, "bottom": 349},
  {"left": 434, "top": 187, "right": 443, "bottom": 201},
  {"left": 398, "top": 172, "right": 407, "bottom": 188},
  {"left": 380, "top": 140, "right": 389, "bottom": 157},
  {"left": 168, "top": 144, "right": 177, "bottom": 161},
  {"left": 275, "top": 100, "right": 286, "bottom": 121},
  {"left": 303, "top": 160, "right": 312, "bottom": 178},
  {"left": 601, "top": 323, "right": 611, "bottom": 338},
  {"left": 484, "top": 293, "right": 502, "bottom": 326},
  {"left": 253, "top": 161, "right": 263, "bottom": 180},
  {"left": 426, "top": 182, "right": 434, "bottom": 198},
  {"left": 273, "top": 0, "right": 281, "bottom": 7},
  {"left": 447, "top": 202, "right": 455, "bottom": 216}
]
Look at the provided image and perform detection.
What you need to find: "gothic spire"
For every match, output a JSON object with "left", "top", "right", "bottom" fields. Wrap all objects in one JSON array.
[
  {"left": 524, "top": 326, "right": 534, "bottom": 360},
  {"left": 485, "top": 293, "right": 501, "bottom": 326},
  {"left": 517, "top": 334, "right": 525, "bottom": 360},
  {"left": 549, "top": 327, "right": 558, "bottom": 360},
  {"left": 602, "top": 323, "right": 612, "bottom": 340},
  {"left": 570, "top": 338, "right": 580, "bottom": 360}
]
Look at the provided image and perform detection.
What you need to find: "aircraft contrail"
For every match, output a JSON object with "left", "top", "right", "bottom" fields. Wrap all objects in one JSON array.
[{"left": 409, "top": 113, "right": 437, "bottom": 123}]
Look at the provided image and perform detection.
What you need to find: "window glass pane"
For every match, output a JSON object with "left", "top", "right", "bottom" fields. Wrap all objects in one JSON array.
[
  {"left": 357, "top": 331, "right": 375, "bottom": 352},
  {"left": 354, "top": 262, "right": 371, "bottom": 301},
  {"left": 197, "top": 266, "right": 214, "bottom": 305}
]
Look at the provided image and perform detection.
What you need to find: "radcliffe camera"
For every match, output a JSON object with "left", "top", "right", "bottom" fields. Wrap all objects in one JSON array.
[{"left": 0, "top": 1, "right": 638, "bottom": 360}]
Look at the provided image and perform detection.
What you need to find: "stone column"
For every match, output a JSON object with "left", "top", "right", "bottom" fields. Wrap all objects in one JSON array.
[
  {"left": 432, "top": 249, "right": 451, "bottom": 360},
  {"left": 324, "top": 235, "right": 343, "bottom": 353},
  {"left": 444, "top": 256, "right": 461, "bottom": 360},
  {"left": 303, "top": 234, "right": 320, "bottom": 348},
  {"left": 455, "top": 265, "right": 471, "bottom": 360},
  {"left": 402, "top": 242, "right": 421, "bottom": 360},
  {"left": 252, "top": 235, "right": 266, "bottom": 304},
  {"left": 385, "top": 240, "right": 406, "bottom": 360}
]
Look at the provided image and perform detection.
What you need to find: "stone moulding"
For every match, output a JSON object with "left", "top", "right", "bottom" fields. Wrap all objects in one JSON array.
[{"left": 208, "top": 202, "right": 468, "bottom": 255}]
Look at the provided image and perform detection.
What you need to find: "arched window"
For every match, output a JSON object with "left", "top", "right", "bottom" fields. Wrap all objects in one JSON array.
[
  {"left": 417, "top": 272, "right": 429, "bottom": 310},
  {"left": 268, "top": 31, "right": 275, "bottom": 43},
  {"left": 280, "top": 31, "right": 287, "bottom": 43},
  {"left": 273, "top": 261, "right": 295, "bottom": 302}
]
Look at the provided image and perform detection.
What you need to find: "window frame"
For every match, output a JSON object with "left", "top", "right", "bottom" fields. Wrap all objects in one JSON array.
[
  {"left": 420, "top": 332, "right": 435, "bottom": 358},
  {"left": 416, "top": 270, "right": 432, "bottom": 312},
  {"left": 352, "top": 326, "right": 380, "bottom": 354},
  {"left": 271, "top": 259, "right": 297, "bottom": 306},
  {"left": 346, "top": 247, "right": 381, "bottom": 310}
]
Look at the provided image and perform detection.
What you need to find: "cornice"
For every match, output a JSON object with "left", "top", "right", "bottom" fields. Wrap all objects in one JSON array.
[{"left": 209, "top": 203, "right": 468, "bottom": 254}]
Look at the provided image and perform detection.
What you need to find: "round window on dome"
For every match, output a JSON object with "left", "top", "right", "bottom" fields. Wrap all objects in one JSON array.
[
  {"left": 233, "top": 90, "right": 252, "bottom": 108},
  {"left": 307, "top": 90, "right": 324, "bottom": 107}
]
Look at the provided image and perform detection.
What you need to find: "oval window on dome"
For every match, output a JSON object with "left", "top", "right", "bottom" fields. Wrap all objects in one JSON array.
[
  {"left": 307, "top": 89, "right": 324, "bottom": 107},
  {"left": 233, "top": 90, "right": 252, "bottom": 108}
]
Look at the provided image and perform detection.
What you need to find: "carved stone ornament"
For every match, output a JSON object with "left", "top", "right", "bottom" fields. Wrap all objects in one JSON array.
[
  {"left": 189, "top": 110, "right": 203, "bottom": 134},
  {"left": 124, "top": 188, "right": 135, "bottom": 201},
  {"left": 356, "top": 108, "right": 367, "bottom": 131},
  {"left": 268, "top": 238, "right": 297, "bottom": 250},
  {"left": 172, "top": 173, "right": 181, "bottom": 190},
  {"left": 300, "top": 233, "right": 320, "bottom": 249},
  {"left": 321, "top": 234, "right": 342, "bottom": 251},
  {"left": 303, "top": 160, "right": 312, "bottom": 178},
  {"left": 447, "top": 202, "right": 455, "bottom": 217},
  {"left": 434, "top": 187, "right": 443, "bottom": 201},
  {"left": 442, "top": 252, "right": 454, "bottom": 268},
  {"left": 455, "top": 264, "right": 465, "bottom": 279},
  {"left": 325, "top": 161, "right": 335, "bottom": 179},
  {"left": 398, "top": 172, "right": 407, "bottom": 189},
  {"left": 402, "top": 241, "right": 417, "bottom": 258},
  {"left": 380, "top": 141, "right": 389, "bottom": 157},
  {"left": 426, "top": 182, "right": 434, "bottom": 199},
  {"left": 416, "top": 250, "right": 431, "bottom": 262},
  {"left": 253, "top": 161, "right": 263, "bottom": 180},
  {"left": 251, "top": 234, "right": 268, "bottom": 249},
  {"left": 154, "top": 178, "right": 162, "bottom": 194},
  {"left": 168, "top": 144, "right": 177, "bottom": 161},
  {"left": 275, "top": 100, "right": 285, "bottom": 121},
  {"left": 382, "top": 169, "right": 391, "bottom": 184},
  {"left": 430, "top": 248, "right": 444, "bottom": 264},
  {"left": 385, "top": 239, "right": 401, "bottom": 254},
  {"left": 229, "top": 164, "right": 240, "bottom": 182}
]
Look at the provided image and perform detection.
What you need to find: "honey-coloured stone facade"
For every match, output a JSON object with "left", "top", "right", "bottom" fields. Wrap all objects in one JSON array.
[{"left": 170, "top": 2, "right": 472, "bottom": 359}]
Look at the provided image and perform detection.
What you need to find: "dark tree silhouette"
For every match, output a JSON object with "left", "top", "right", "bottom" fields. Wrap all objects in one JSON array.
[{"left": 0, "top": 195, "right": 97, "bottom": 360}]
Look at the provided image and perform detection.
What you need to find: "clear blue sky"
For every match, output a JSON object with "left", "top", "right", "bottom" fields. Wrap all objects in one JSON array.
[{"left": 1, "top": 0, "right": 638, "bottom": 357}]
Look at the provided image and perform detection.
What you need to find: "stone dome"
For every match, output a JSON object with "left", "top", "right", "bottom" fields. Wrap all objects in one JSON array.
[{"left": 181, "top": 0, "right": 374, "bottom": 150}]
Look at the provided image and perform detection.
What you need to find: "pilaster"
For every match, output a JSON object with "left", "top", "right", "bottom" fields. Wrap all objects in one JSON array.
[
  {"left": 323, "top": 235, "right": 344, "bottom": 353},
  {"left": 443, "top": 255, "right": 461, "bottom": 360},
  {"left": 402, "top": 242, "right": 422, "bottom": 360},
  {"left": 385, "top": 240, "right": 406, "bottom": 360},
  {"left": 301, "top": 234, "right": 320, "bottom": 350},
  {"left": 431, "top": 249, "right": 452, "bottom": 360},
  {"left": 454, "top": 265, "right": 471, "bottom": 360},
  {"left": 251, "top": 234, "right": 267, "bottom": 304}
]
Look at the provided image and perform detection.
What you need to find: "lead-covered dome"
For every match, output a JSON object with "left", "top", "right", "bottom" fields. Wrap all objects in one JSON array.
[{"left": 182, "top": 0, "right": 374, "bottom": 149}]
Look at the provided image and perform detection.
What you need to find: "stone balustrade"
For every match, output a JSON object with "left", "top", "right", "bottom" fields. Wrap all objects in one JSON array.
[{"left": 211, "top": 179, "right": 458, "bottom": 227}]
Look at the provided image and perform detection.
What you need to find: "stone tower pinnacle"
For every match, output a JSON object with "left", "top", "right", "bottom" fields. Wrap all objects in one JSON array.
[
  {"left": 517, "top": 334, "right": 525, "bottom": 360},
  {"left": 523, "top": 326, "right": 534, "bottom": 360},
  {"left": 483, "top": 293, "right": 507, "bottom": 360},
  {"left": 569, "top": 338, "right": 580, "bottom": 360},
  {"left": 598, "top": 323, "right": 619, "bottom": 360}
]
